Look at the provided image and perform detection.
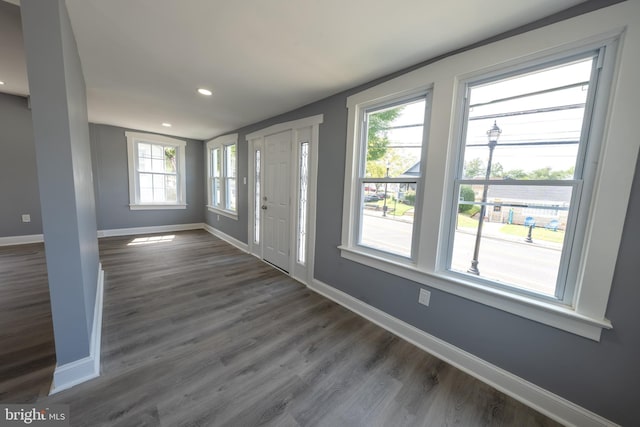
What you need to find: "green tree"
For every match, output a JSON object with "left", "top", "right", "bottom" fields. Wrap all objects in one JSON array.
[
  {"left": 462, "top": 158, "right": 505, "bottom": 178},
  {"left": 490, "top": 162, "right": 504, "bottom": 178},
  {"left": 458, "top": 185, "right": 475, "bottom": 213},
  {"left": 366, "top": 108, "right": 402, "bottom": 162},
  {"left": 366, "top": 162, "right": 387, "bottom": 179},
  {"left": 164, "top": 147, "right": 177, "bottom": 172},
  {"left": 528, "top": 166, "right": 574, "bottom": 180},
  {"left": 462, "top": 160, "right": 575, "bottom": 180},
  {"left": 503, "top": 168, "right": 528, "bottom": 179},
  {"left": 463, "top": 158, "right": 485, "bottom": 178}
]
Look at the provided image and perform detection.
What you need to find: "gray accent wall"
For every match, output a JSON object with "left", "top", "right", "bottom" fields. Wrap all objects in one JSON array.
[
  {"left": 21, "top": 0, "right": 99, "bottom": 364},
  {"left": 90, "top": 124, "right": 205, "bottom": 231},
  {"left": 0, "top": 93, "right": 42, "bottom": 237},
  {"left": 207, "top": 2, "right": 638, "bottom": 424}
]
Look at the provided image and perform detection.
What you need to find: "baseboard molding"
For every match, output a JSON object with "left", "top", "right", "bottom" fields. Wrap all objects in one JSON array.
[
  {"left": 0, "top": 234, "right": 44, "bottom": 246},
  {"left": 203, "top": 223, "right": 250, "bottom": 253},
  {"left": 308, "top": 279, "right": 618, "bottom": 427},
  {"left": 97, "top": 223, "right": 204, "bottom": 238},
  {"left": 50, "top": 263, "right": 105, "bottom": 395}
]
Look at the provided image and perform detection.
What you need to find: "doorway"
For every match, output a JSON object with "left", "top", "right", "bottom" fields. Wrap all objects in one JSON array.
[
  {"left": 247, "top": 115, "right": 323, "bottom": 285},
  {"left": 262, "top": 130, "right": 291, "bottom": 271}
]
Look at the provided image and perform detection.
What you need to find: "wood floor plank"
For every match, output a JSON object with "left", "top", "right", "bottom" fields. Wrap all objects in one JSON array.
[
  {"left": 3, "top": 230, "right": 562, "bottom": 426},
  {"left": 0, "top": 243, "right": 55, "bottom": 403}
]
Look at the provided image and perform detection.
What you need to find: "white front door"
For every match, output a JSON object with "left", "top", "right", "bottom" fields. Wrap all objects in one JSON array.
[{"left": 263, "top": 130, "right": 292, "bottom": 271}]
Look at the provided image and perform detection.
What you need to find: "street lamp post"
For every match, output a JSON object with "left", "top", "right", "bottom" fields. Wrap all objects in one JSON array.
[
  {"left": 525, "top": 225, "right": 534, "bottom": 243},
  {"left": 468, "top": 121, "right": 502, "bottom": 275},
  {"left": 382, "top": 162, "right": 390, "bottom": 217},
  {"left": 524, "top": 217, "right": 535, "bottom": 243}
]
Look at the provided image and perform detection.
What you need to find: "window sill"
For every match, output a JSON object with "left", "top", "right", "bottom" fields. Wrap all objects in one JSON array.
[
  {"left": 338, "top": 245, "right": 612, "bottom": 341},
  {"left": 130, "top": 204, "right": 187, "bottom": 211},
  {"left": 207, "top": 206, "right": 238, "bottom": 220}
]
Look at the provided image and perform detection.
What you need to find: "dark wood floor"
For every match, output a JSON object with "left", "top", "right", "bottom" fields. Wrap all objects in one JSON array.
[
  {"left": 0, "top": 242, "right": 55, "bottom": 403},
  {"left": 3, "top": 230, "right": 561, "bottom": 426}
]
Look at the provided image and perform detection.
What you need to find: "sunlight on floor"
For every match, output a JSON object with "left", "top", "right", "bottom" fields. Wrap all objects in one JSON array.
[{"left": 127, "top": 235, "right": 176, "bottom": 246}]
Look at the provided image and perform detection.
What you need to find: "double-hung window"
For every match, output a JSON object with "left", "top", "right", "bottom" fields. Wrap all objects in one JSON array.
[
  {"left": 342, "top": 89, "right": 431, "bottom": 261},
  {"left": 447, "top": 52, "right": 603, "bottom": 302},
  {"left": 206, "top": 134, "right": 238, "bottom": 218},
  {"left": 357, "top": 95, "right": 430, "bottom": 259},
  {"left": 125, "top": 132, "right": 187, "bottom": 210},
  {"left": 341, "top": 32, "right": 623, "bottom": 340}
]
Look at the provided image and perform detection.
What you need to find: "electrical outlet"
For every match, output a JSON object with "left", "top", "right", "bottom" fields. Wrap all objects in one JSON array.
[
  {"left": 418, "top": 289, "right": 431, "bottom": 306},
  {"left": 217, "top": 214, "right": 220, "bottom": 221},
  {"left": 243, "top": 176, "right": 247, "bottom": 185},
  {"left": 21, "top": 214, "right": 31, "bottom": 223}
]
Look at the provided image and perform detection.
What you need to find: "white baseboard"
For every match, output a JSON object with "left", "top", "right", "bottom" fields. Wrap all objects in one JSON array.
[
  {"left": 50, "top": 263, "right": 105, "bottom": 395},
  {"left": 308, "top": 279, "right": 618, "bottom": 427},
  {"left": 0, "top": 234, "right": 44, "bottom": 246},
  {"left": 97, "top": 223, "right": 204, "bottom": 238},
  {"left": 203, "top": 223, "right": 250, "bottom": 253}
]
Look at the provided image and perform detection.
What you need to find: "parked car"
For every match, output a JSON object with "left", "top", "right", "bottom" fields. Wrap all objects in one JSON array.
[{"left": 364, "top": 194, "right": 381, "bottom": 202}]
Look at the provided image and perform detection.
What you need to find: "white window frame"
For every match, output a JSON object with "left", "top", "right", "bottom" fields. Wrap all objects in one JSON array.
[
  {"left": 444, "top": 49, "right": 603, "bottom": 304},
  {"left": 206, "top": 133, "right": 238, "bottom": 219},
  {"left": 348, "top": 91, "right": 431, "bottom": 262},
  {"left": 340, "top": 24, "right": 631, "bottom": 341},
  {"left": 125, "top": 131, "right": 187, "bottom": 210}
]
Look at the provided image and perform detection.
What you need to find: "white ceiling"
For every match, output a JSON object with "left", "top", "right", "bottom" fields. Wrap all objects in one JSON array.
[{"left": 0, "top": 0, "right": 587, "bottom": 140}]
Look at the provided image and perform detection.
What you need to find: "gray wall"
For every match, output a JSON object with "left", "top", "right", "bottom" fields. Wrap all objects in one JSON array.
[
  {"left": 59, "top": 0, "right": 100, "bottom": 338},
  {"left": 0, "top": 93, "right": 42, "bottom": 237},
  {"left": 207, "top": 2, "right": 638, "bottom": 424},
  {"left": 21, "top": 0, "right": 99, "bottom": 364},
  {"left": 90, "top": 124, "right": 205, "bottom": 230},
  {"left": 0, "top": 100, "right": 206, "bottom": 238}
]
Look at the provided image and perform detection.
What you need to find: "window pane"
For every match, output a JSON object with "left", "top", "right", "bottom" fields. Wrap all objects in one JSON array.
[
  {"left": 462, "top": 57, "right": 594, "bottom": 180},
  {"left": 151, "top": 144, "right": 164, "bottom": 160},
  {"left": 165, "top": 175, "right": 177, "bottom": 202},
  {"left": 297, "top": 142, "right": 309, "bottom": 264},
  {"left": 359, "top": 182, "right": 416, "bottom": 258},
  {"left": 138, "top": 143, "right": 151, "bottom": 159},
  {"left": 139, "top": 173, "right": 153, "bottom": 202},
  {"left": 139, "top": 156, "right": 151, "bottom": 172},
  {"left": 213, "top": 177, "right": 221, "bottom": 207},
  {"left": 164, "top": 147, "right": 176, "bottom": 173},
  {"left": 364, "top": 98, "right": 425, "bottom": 179},
  {"left": 138, "top": 142, "right": 152, "bottom": 172},
  {"left": 212, "top": 148, "right": 220, "bottom": 178},
  {"left": 225, "top": 178, "right": 236, "bottom": 211},
  {"left": 469, "top": 57, "right": 593, "bottom": 106},
  {"left": 254, "top": 150, "right": 261, "bottom": 244},
  {"left": 139, "top": 172, "right": 152, "bottom": 188},
  {"left": 151, "top": 158, "right": 165, "bottom": 173},
  {"left": 225, "top": 144, "right": 236, "bottom": 178},
  {"left": 451, "top": 184, "right": 573, "bottom": 296},
  {"left": 153, "top": 174, "right": 166, "bottom": 202}
]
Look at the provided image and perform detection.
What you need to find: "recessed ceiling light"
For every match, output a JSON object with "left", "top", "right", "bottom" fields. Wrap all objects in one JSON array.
[
  {"left": 0, "top": 81, "right": 5, "bottom": 85},
  {"left": 197, "top": 88, "right": 212, "bottom": 96},
  {"left": 161, "top": 122, "right": 172, "bottom": 127}
]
